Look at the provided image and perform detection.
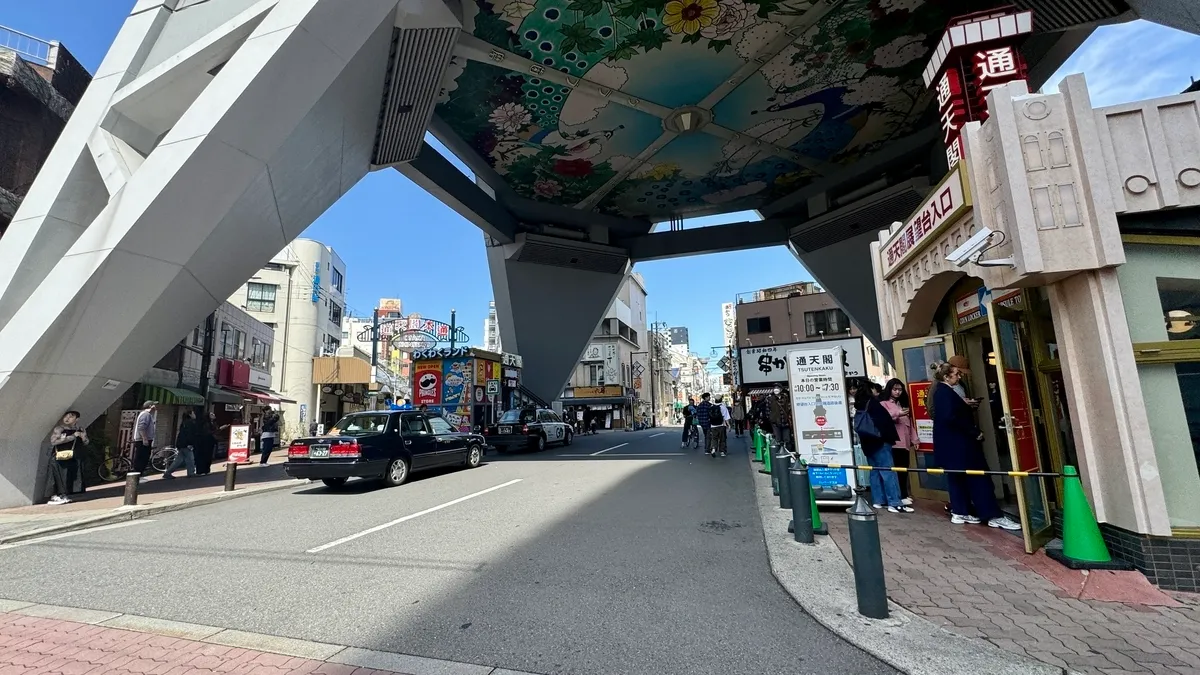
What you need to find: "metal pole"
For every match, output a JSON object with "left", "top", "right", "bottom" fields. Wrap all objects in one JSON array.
[
  {"left": 123, "top": 473, "right": 140, "bottom": 506},
  {"left": 847, "top": 486, "right": 889, "bottom": 619},
  {"left": 788, "top": 462, "right": 814, "bottom": 543},
  {"left": 776, "top": 452, "right": 793, "bottom": 510},
  {"left": 650, "top": 332, "right": 658, "bottom": 427},
  {"left": 224, "top": 462, "right": 237, "bottom": 492},
  {"left": 449, "top": 309, "right": 457, "bottom": 351},
  {"left": 370, "top": 308, "right": 380, "bottom": 367}
]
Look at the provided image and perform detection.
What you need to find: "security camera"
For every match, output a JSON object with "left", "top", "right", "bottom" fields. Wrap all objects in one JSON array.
[
  {"left": 944, "top": 227, "right": 1015, "bottom": 269},
  {"left": 945, "top": 228, "right": 997, "bottom": 267}
]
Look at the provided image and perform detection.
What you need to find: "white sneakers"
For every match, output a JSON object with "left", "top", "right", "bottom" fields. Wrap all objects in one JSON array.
[
  {"left": 47, "top": 495, "right": 71, "bottom": 505},
  {"left": 950, "top": 513, "right": 981, "bottom": 524},
  {"left": 901, "top": 497, "right": 914, "bottom": 506},
  {"left": 988, "top": 516, "right": 1022, "bottom": 530}
]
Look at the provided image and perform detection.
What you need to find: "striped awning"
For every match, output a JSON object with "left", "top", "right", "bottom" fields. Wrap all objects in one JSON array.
[
  {"left": 747, "top": 387, "right": 775, "bottom": 397},
  {"left": 140, "top": 384, "right": 205, "bottom": 407}
]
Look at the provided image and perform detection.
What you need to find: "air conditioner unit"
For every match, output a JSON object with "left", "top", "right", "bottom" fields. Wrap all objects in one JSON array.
[{"left": 789, "top": 178, "right": 931, "bottom": 253}]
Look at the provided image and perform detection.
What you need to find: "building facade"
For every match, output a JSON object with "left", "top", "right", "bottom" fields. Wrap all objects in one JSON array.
[
  {"left": 561, "top": 273, "right": 649, "bottom": 429},
  {"left": 734, "top": 282, "right": 892, "bottom": 395},
  {"left": 341, "top": 298, "right": 409, "bottom": 402},
  {"left": 484, "top": 300, "right": 501, "bottom": 353},
  {"left": 869, "top": 74, "right": 1200, "bottom": 590},
  {"left": 228, "top": 238, "right": 347, "bottom": 436},
  {"left": 0, "top": 26, "right": 89, "bottom": 238}
]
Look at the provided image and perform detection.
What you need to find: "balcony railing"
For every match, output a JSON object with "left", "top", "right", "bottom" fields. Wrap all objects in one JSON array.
[{"left": 0, "top": 25, "right": 52, "bottom": 66}]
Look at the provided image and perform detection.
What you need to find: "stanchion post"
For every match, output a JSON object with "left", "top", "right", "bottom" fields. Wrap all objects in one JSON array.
[
  {"left": 789, "top": 461, "right": 814, "bottom": 543},
  {"left": 777, "top": 452, "right": 793, "bottom": 510},
  {"left": 847, "top": 487, "right": 888, "bottom": 619},
  {"left": 224, "top": 462, "right": 237, "bottom": 492},
  {"left": 123, "top": 473, "right": 140, "bottom": 506}
]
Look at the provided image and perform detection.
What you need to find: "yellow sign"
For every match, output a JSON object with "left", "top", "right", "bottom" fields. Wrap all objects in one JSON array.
[{"left": 572, "top": 386, "right": 623, "bottom": 398}]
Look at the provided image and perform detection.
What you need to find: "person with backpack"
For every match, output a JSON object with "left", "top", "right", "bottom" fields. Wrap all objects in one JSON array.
[
  {"left": 708, "top": 395, "right": 731, "bottom": 457},
  {"left": 694, "top": 393, "right": 714, "bottom": 452},
  {"left": 853, "top": 387, "right": 912, "bottom": 513}
]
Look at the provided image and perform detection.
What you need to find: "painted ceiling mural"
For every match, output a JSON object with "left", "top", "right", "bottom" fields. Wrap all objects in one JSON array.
[{"left": 435, "top": 0, "right": 960, "bottom": 219}]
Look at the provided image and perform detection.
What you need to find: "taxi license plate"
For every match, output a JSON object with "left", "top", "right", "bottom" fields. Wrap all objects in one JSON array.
[
  {"left": 309, "top": 445, "right": 330, "bottom": 459},
  {"left": 499, "top": 426, "right": 511, "bottom": 435}
]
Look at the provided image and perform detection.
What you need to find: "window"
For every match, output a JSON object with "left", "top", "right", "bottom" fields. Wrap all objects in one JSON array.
[
  {"left": 401, "top": 414, "right": 428, "bottom": 434},
  {"left": 586, "top": 363, "right": 604, "bottom": 386},
  {"left": 331, "top": 267, "right": 344, "bottom": 293},
  {"left": 220, "top": 322, "right": 236, "bottom": 358},
  {"left": 870, "top": 347, "right": 879, "bottom": 367},
  {"left": 264, "top": 262, "right": 286, "bottom": 271},
  {"left": 546, "top": 411, "right": 562, "bottom": 423},
  {"left": 245, "top": 282, "right": 277, "bottom": 313},
  {"left": 329, "top": 302, "right": 343, "bottom": 325},
  {"left": 538, "top": 410, "right": 551, "bottom": 423},
  {"left": 323, "top": 334, "right": 340, "bottom": 355},
  {"left": 330, "top": 413, "right": 390, "bottom": 435},
  {"left": 804, "top": 309, "right": 849, "bottom": 337},
  {"left": 250, "top": 338, "right": 270, "bottom": 369},
  {"left": 746, "top": 317, "right": 771, "bottom": 334},
  {"left": 193, "top": 326, "right": 202, "bottom": 346},
  {"left": 427, "top": 416, "right": 455, "bottom": 434}
]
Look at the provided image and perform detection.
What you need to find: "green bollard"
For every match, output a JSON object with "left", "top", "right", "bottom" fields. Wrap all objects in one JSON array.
[
  {"left": 810, "top": 478, "right": 828, "bottom": 535},
  {"left": 761, "top": 438, "right": 773, "bottom": 476},
  {"left": 753, "top": 429, "right": 764, "bottom": 462}
]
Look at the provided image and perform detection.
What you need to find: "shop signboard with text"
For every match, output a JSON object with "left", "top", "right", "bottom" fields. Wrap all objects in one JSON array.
[
  {"left": 787, "top": 346, "right": 857, "bottom": 504},
  {"left": 442, "top": 359, "right": 472, "bottom": 407},
  {"left": 228, "top": 424, "right": 251, "bottom": 463},
  {"left": 880, "top": 165, "right": 970, "bottom": 277},
  {"left": 741, "top": 337, "right": 866, "bottom": 384},
  {"left": 413, "top": 360, "right": 443, "bottom": 406},
  {"left": 907, "top": 382, "right": 934, "bottom": 451},
  {"left": 954, "top": 287, "right": 1023, "bottom": 327}
]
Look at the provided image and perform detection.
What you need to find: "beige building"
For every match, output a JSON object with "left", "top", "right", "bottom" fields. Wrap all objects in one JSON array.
[
  {"left": 869, "top": 74, "right": 1200, "bottom": 590},
  {"left": 734, "top": 281, "right": 892, "bottom": 392}
]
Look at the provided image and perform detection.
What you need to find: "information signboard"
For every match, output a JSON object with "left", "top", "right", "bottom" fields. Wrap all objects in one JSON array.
[
  {"left": 228, "top": 424, "right": 251, "bottom": 464},
  {"left": 787, "top": 346, "right": 857, "bottom": 504}
]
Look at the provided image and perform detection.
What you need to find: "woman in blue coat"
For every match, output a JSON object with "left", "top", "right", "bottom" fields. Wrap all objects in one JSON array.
[{"left": 929, "top": 361, "right": 1020, "bottom": 530}]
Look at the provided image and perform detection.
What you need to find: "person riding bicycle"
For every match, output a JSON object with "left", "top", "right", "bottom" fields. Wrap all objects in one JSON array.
[{"left": 680, "top": 397, "right": 697, "bottom": 448}]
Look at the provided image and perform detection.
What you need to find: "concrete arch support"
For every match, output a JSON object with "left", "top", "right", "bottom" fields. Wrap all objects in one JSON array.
[
  {"left": 487, "top": 243, "right": 630, "bottom": 403},
  {"left": 0, "top": 0, "right": 405, "bottom": 507}
]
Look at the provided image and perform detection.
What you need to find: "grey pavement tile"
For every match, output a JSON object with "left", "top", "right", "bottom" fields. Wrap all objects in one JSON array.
[
  {"left": 203, "top": 629, "right": 344, "bottom": 661},
  {"left": 100, "top": 614, "right": 223, "bottom": 640},
  {"left": 329, "top": 647, "right": 493, "bottom": 675},
  {"left": 15, "top": 604, "right": 122, "bottom": 624}
]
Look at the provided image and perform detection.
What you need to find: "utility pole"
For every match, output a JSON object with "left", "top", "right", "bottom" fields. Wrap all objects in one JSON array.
[
  {"left": 370, "top": 306, "right": 380, "bottom": 367},
  {"left": 449, "top": 309, "right": 457, "bottom": 351},
  {"left": 198, "top": 312, "right": 216, "bottom": 407}
]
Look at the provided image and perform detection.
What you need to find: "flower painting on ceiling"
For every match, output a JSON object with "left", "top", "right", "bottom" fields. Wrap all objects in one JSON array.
[{"left": 436, "top": 0, "right": 955, "bottom": 218}]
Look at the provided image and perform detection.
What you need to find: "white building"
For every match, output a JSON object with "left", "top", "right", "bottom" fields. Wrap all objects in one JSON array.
[
  {"left": 484, "top": 300, "right": 501, "bottom": 352},
  {"left": 228, "top": 238, "right": 347, "bottom": 437}
]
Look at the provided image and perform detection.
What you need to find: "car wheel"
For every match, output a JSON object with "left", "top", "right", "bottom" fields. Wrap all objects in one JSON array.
[
  {"left": 564, "top": 430, "right": 573, "bottom": 446},
  {"left": 535, "top": 435, "right": 546, "bottom": 452},
  {"left": 321, "top": 478, "right": 347, "bottom": 489},
  {"left": 464, "top": 444, "right": 483, "bottom": 468},
  {"left": 383, "top": 457, "right": 410, "bottom": 487}
]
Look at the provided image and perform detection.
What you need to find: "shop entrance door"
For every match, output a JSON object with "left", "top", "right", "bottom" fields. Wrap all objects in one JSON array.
[
  {"left": 892, "top": 335, "right": 954, "bottom": 502},
  {"left": 985, "top": 304, "right": 1054, "bottom": 553}
]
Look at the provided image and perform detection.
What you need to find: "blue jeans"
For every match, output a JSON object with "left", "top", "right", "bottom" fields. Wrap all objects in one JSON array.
[{"left": 868, "top": 443, "right": 902, "bottom": 508}]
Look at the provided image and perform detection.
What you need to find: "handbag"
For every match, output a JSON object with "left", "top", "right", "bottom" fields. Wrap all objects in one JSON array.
[
  {"left": 54, "top": 439, "right": 77, "bottom": 462},
  {"left": 854, "top": 409, "right": 881, "bottom": 440}
]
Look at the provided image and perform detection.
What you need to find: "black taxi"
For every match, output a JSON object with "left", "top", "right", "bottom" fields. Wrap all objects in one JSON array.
[
  {"left": 486, "top": 407, "right": 572, "bottom": 453},
  {"left": 285, "top": 410, "right": 485, "bottom": 489}
]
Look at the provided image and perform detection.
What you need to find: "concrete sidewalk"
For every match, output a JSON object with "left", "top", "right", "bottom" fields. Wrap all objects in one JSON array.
[
  {"left": 0, "top": 601, "right": 538, "bottom": 674},
  {"left": 0, "top": 455, "right": 303, "bottom": 544},
  {"left": 823, "top": 498, "right": 1200, "bottom": 675}
]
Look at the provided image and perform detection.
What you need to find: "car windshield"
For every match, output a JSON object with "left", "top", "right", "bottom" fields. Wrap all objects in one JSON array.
[
  {"left": 498, "top": 409, "right": 535, "bottom": 424},
  {"left": 328, "top": 413, "right": 390, "bottom": 436}
]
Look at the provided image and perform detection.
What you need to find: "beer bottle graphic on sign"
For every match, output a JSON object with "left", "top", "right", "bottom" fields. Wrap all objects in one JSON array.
[{"left": 813, "top": 395, "right": 827, "bottom": 428}]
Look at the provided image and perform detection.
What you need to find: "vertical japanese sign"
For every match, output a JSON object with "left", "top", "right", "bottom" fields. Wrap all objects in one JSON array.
[
  {"left": 907, "top": 382, "right": 934, "bottom": 452},
  {"left": 787, "top": 346, "right": 857, "bottom": 504},
  {"left": 925, "top": 9, "right": 1033, "bottom": 169}
]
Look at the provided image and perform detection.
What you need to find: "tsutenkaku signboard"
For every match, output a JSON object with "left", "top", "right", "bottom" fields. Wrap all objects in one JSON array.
[
  {"left": 740, "top": 337, "right": 867, "bottom": 384},
  {"left": 787, "top": 346, "right": 856, "bottom": 504}
]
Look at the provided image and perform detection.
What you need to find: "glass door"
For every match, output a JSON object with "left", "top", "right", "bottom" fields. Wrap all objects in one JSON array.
[
  {"left": 892, "top": 335, "right": 952, "bottom": 501},
  {"left": 985, "top": 305, "right": 1054, "bottom": 553}
]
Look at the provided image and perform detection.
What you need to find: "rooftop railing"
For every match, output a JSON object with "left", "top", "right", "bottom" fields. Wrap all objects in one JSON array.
[{"left": 0, "top": 25, "right": 52, "bottom": 66}]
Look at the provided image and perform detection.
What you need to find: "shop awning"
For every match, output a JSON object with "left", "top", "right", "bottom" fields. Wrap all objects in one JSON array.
[
  {"left": 208, "top": 387, "right": 243, "bottom": 404},
  {"left": 224, "top": 388, "right": 284, "bottom": 405},
  {"left": 746, "top": 387, "right": 775, "bottom": 397},
  {"left": 140, "top": 384, "right": 205, "bottom": 407},
  {"left": 563, "top": 396, "right": 631, "bottom": 406}
]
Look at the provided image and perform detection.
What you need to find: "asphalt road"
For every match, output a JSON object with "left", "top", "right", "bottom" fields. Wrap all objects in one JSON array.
[{"left": 0, "top": 427, "right": 895, "bottom": 675}]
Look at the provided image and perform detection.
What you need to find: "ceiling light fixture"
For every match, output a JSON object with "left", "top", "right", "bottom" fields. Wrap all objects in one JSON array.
[{"left": 663, "top": 106, "right": 711, "bottom": 135}]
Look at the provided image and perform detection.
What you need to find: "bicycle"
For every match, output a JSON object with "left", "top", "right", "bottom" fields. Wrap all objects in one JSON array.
[{"left": 98, "top": 446, "right": 178, "bottom": 483}]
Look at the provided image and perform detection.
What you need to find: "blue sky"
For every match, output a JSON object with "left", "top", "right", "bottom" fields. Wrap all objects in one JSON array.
[{"left": 3, "top": 3, "right": 1199, "bottom": 360}]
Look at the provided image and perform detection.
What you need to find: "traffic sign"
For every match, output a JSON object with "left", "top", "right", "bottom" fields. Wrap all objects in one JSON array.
[{"left": 486, "top": 379, "right": 500, "bottom": 395}]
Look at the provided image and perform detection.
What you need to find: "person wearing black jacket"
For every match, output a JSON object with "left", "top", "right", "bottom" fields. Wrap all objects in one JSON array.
[
  {"left": 854, "top": 388, "right": 912, "bottom": 513},
  {"left": 194, "top": 409, "right": 218, "bottom": 476},
  {"left": 259, "top": 409, "right": 281, "bottom": 465},
  {"left": 164, "top": 409, "right": 198, "bottom": 479}
]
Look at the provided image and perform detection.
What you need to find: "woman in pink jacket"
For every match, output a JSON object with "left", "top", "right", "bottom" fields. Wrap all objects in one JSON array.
[{"left": 879, "top": 378, "right": 920, "bottom": 505}]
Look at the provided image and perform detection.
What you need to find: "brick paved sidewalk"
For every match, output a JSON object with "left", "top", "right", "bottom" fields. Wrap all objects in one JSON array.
[
  {"left": 825, "top": 499, "right": 1200, "bottom": 675},
  {"left": 0, "top": 612, "right": 404, "bottom": 675}
]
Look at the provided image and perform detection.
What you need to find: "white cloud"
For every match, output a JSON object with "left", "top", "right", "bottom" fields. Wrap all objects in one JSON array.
[{"left": 1042, "top": 20, "right": 1200, "bottom": 107}]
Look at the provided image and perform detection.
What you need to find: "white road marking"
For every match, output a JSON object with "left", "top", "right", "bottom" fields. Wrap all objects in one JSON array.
[
  {"left": 648, "top": 433, "right": 664, "bottom": 438},
  {"left": 590, "top": 443, "right": 628, "bottom": 456},
  {"left": 555, "top": 452, "right": 685, "bottom": 457},
  {"left": 306, "top": 479, "right": 523, "bottom": 553},
  {"left": 0, "top": 520, "right": 151, "bottom": 550}
]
